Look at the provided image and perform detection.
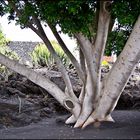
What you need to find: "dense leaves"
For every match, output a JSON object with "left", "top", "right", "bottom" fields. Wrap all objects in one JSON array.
[
  {"left": 106, "top": 0, "right": 140, "bottom": 56},
  {"left": 0, "top": 0, "right": 140, "bottom": 55},
  {"left": 35, "top": 0, "right": 96, "bottom": 37}
]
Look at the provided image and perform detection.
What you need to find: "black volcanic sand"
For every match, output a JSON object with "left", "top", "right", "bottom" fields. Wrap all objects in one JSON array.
[
  {"left": 0, "top": 110, "right": 140, "bottom": 139},
  {"left": 0, "top": 66, "right": 139, "bottom": 139}
]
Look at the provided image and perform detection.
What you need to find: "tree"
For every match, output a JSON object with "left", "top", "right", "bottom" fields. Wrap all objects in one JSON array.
[{"left": 0, "top": 0, "right": 140, "bottom": 129}]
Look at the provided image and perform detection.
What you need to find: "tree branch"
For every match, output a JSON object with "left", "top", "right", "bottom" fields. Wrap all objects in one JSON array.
[
  {"left": 31, "top": 15, "right": 78, "bottom": 101},
  {"left": 48, "top": 23, "right": 85, "bottom": 83},
  {"left": 92, "top": 1, "right": 111, "bottom": 101},
  {"left": 7, "top": 1, "right": 78, "bottom": 102},
  {"left": 75, "top": 33, "right": 97, "bottom": 86},
  {"left": 0, "top": 53, "right": 81, "bottom": 117},
  {"left": 73, "top": 2, "right": 111, "bottom": 128},
  {"left": 79, "top": 47, "right": 86, "bottom": 75}
]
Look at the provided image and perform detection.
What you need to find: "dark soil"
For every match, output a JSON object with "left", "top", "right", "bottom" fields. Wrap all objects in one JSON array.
[
  {"left": 0, "top": 65, "right": 139, "bottom": 139},
  {"left": 0, "top": 111, "right": 140, "bottom": 139}
]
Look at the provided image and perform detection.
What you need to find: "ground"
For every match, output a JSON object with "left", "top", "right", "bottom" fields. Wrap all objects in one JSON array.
[
  {"left": 0, "top": 111, "right": 140, "bottom": 139},
  {"left": 0, "top": 65, "right": 139, "bottom": 139}
]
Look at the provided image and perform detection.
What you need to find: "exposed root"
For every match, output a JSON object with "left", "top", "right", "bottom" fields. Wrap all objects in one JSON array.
[
  {"left": 74, "top": 119, "right": 84, "bottom": 128},
  {"left": 73, "top": 102, "right": 93, "bottom": 128},
  {"left": 74, "top": 111, "right": 91, "bottom": 128},
  {"left": 82, "top": 113, "right": 115, "bottom": 129},
  {"left": 82, "top": 116, "right": 95, "bottom": 129},
  {"left": 105, "top": 114, "right": 115, "bottom": 122},
  {"left": 65, "top": 115, "right": 76, "bottom": 124}
]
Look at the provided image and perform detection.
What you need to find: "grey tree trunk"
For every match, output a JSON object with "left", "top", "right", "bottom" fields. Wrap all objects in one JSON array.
[{"left": 82, "top": 15, "right": 140, "bottom": 128}]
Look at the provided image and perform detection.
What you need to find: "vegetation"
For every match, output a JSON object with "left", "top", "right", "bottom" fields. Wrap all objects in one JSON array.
[
  {"left": 101, "top": 60, "right": 110, "bottom": 67},
  {"left": 30, "top": 41, "right": 69, "bottom": 67},
  {"left": 0, "top": 0, "right": 140, "bottom": 129},
  {"left": 0, "top": 26, "right": 19, "bottom": 60},
  {"left": 0, "top": 26, "right": 19, "bottom": 80}
]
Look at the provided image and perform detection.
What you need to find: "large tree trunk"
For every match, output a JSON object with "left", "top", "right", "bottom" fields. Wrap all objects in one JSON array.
[
  {"left": 81, "top": 15, "right": 140, "bottom": 128},
  {"left": 73, "top": 1, "right": 111, "bottom": 128}
]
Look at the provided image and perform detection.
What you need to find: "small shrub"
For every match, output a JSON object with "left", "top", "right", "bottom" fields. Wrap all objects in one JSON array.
[
  {"left": 0, "top": 46, "right": 19, "bottom": 60},
  {"left": 0, "top": 28, "right": 19, "bottom": 80},
  {"left": 30, "top": 41, "right": 70, "bottom": 67},
  {"left": 0, "top": 45, "right": 19, "bottom": 81}
]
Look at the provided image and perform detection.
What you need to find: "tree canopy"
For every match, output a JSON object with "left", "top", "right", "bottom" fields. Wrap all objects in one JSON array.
[{"left": 0, "top": 0, "right": 139, "bottom": 55}]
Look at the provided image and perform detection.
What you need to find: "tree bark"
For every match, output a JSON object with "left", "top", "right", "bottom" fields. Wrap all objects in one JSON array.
[
  {"left": 73, "top": 1, "right": 111, "bottom": 128},
  {"left": 92, "top": 1, "right": 111, "bottom": 103},
  {"left": 0, "top": 53, "right": 66, "bottom": 105},
  {"left": 0, "top": 53, "right": 82, "bottom": 118},
  {"left": 30, "top": 16, "right": 79, "bottom": 102},
  {"left": 82, "top": 15, "right": 140, "bottom": 128},
  {"left": 7, "top": 0, "right": 78, "bottom": 103},
  {"left": 48, "top": 24, "right": 85, "bottom": 83}
]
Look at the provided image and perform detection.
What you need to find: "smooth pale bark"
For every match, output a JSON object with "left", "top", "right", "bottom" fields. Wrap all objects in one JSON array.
[
  {"left": 66, "top": 34, "right": 95, "bottom": 124},
  {"left": 79, "top": 48, "right": 86, "bottom": 75},
  {"left": 79, "top": 48, "right": 86, "bottom": 102},
  {"left": 74, "top": 1, "right": 111, "bottom": 128},
  {"left": 30, "top": 19, "right": 82, "bottom": 116},
  {"left": 7, "top": 1, "right": 81, "bottom": 121},
  {"left": 7, "top": 1, "right": 78, "bottom": 104},
  {"left": 70, "top": 33, "right": 97, "bottom": 126},
  {"left": 92, "top": 1, "right": 111, "bottom": 103},
  {"left": 65, "top": 48, "right": 86, "bottom": 124},
  {"left": 82, "top": 15, "right": 140, "bottom": 128},
  {"left": 6, "top": 0, "right": 140, "bottom": 130},
  {"left": 29, "top": 16, "right": 78, "bottom": 102},
  {"left": 0, "top": 53, "right": 81, "bottom": 118},
  {"left": 0, "top": 53, "right": 65, "bottom": 105},
  {"left": 48, "top": 24, "right": 85, "bottom": 83}
]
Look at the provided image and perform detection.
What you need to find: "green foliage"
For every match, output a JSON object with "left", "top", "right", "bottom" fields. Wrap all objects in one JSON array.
[
  {"left": 35, "top": 0, "right": 140, "bottom": 55},
  {"left": 0, "top": 26, "right": 19, "bottom": 80},
  {"left": 0, "top": 45, "right": 19, "bottom": 60},
  {"left": 112, "top": 0, "right": 140, "bottom": 26},
  {"left": 31, "top": 43, "right": 50, "bottom": 67},
  {"left": 0, "top": 27, "right": 19, "bottom": 60},
  {"left": 30, "top": 41, "right": 70, "bottom": 67},
  {"left": 105, "top": 28, "right": 130, "bottom": 56},
  {"left": 1, "top": 0, "right": 140, "bottom": 57},
  {"left": 35, "top": 0, "right": 96, "bottom": 38},
  {"left": 105, "top": 0, "right": 140, "bottom": 56},
  {"left": 0, "top": 26, "right": 7, "bottom": 46}
]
